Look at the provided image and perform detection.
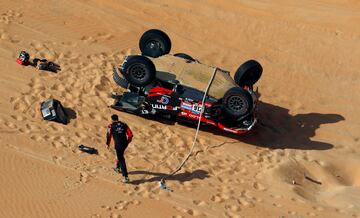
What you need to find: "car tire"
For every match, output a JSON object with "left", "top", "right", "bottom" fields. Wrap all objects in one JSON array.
[
  {"left": 122, "top": 55, "right": 156, "bottom": 87},
  {"left": 113, "top": 69, "right": 129, "bottom": 88},
  {"left": 222, "top": 87, "right": 253, "bottom": 118},
  {"left": 139, "top": 29, "right": 171, "bottom": 58},
  {"left": 174, "top": 53, "right": 195, "bottom": 62},
  {"left": 234, "top": 60, "right": 262, "bottom": 87}
]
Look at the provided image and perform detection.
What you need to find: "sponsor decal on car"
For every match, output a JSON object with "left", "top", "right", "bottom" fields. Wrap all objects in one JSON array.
[
  {"left": 188, "top": 113, "right": 200, "bottom": 119},
  {"left": 156, "top": 96, "right": 170, "bottom": 105},
  {"left": 180, "top": 111, "right": 187, "bottom": 116},
  {"left": 180, "top": 102, "right": 193, "bottom": 111},
  {"left": 151, "top": 104, "right": 167, "bottom": 110}
]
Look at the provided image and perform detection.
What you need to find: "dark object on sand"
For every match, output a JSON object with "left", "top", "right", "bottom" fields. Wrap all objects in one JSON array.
[
  {"left": 78, "top": 145, "right": 98, "bottom": 154},
  {"left": 33, "top": 58, "right": 61, "bottom": 72},
  {"left": 40, "top": 98, "right": 69, "bottom": 124},
  {"left": 16, "top": 50, "right": 61, "bottom": 72},
  {"left": 16, "top": 51, "right": 30, "bottom": 65}
]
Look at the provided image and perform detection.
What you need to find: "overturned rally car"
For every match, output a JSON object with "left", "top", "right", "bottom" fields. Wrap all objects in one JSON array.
[{"left": 111, "top": 29, "right": 263, "bottom": 135}]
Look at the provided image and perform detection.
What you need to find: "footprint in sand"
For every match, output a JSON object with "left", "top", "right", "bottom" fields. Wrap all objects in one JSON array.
[
  {"left": 272, "top": 203, "right": 282, "bottom": 208},
  {"left": 173, "top": 206, "right": 189, "bottom": 216},
  {"left": 88, "top": 112, "right": 102, "bottom": 121},
  {"left": 10, "top": 114, "right": 26, "bottom": 121},
  {"left": 0, "top": 32, "right": 10, "bottom": 41},
  {"left": 4, "top": 120, "right": 17, "bottom": 129},
  {"left": 75, "top": 132, "right": 88, "bottom": 139},
  {"left": 80, "top": 172, "right": 89, "bottom": 183},
  {"left": 252, "top": 182, "right": 266, "bottom": 191},
  {"left": 192, "top": 200, "right": 208, "bottom": 207},
  {"left": 51, "top": 141, "right": 66, "bottom": 149},
  {"left": 0, "top": 10, "right": 22, "bottom": 24},
  {"left": 5, "top": 143, "right": 19, "bottom": 150},
  {"left": 52, "top": 156, "right": 63, "bottom": 165},
  {"left": 61, "top": 41, "right": 77, "bottom": 47},
  {"left": 287, "top": 211, "right": 297, "bottom": 215},
  {"left": 18, "top": 127, "right": 30, "bottom": 133},
  {"left": 12, "top": 101, "right": 26, "bottom": 112},
  {"left": 97, "top": 32, "right": 113, "bottom": 40},
  {"left": 237, "top": 197, "right": 253, "bottom": 207},
  {"left": 185, "top": 209, "right": 202, "bottom": 216},
  {"left": 81, "top": 33, "right": 113, "bottom": 44},
  {"left": 30, "top": 135, "right": 42, "bottom": 142},
  {"left": 307, "top": 212, "right": 317, "bottom": 217},
  {"left": 49, "top": 123, "right": 65, "bottom": 132},
  {"left": 211, "top": 194, "right": 225, "bottom": 203},
  {"left": 100, "top": 205, "right": 112, "bottom": 211},
  {"left": 225, "top": 204, "right": 241, "bottom": 212},
  {"left": 270, "top": 194, "right": 282, "bottom": 200},
  {"left": 51, "top": 84, "right": 66, "bottom": 92},
  {"left": 109, "top": 213, "right": 121, "bottom": 218},
  {"left": 80, "top": 36, "right": 97, "bottom": 44},
  {"left": 224, "top": 212, "right": 241, "bottom": 218}
]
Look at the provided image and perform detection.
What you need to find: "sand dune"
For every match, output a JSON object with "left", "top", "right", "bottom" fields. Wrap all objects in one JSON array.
[{"left": 1, "top": 0, "right": 360, "bottom": 217}]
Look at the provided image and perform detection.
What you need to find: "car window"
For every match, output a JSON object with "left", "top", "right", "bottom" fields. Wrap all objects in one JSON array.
[{"left": 208, "top": 68, "right": 237, "bottom": 99}]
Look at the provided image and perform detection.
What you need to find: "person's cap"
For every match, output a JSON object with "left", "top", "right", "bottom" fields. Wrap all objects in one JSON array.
[{"left": 111, "top": 114, "right": 119, "bottom": 121}]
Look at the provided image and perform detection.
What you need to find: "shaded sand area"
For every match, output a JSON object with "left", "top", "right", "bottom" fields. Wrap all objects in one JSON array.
[{"left": 0, "top": 0, "right": 360, "bottom": 217}]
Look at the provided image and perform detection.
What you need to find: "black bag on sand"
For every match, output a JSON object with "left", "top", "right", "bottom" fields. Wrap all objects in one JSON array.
[{"left": 40, "top": 98, "right": 69, "bottom": 124}]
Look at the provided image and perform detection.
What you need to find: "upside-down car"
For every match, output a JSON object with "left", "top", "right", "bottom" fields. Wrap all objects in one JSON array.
[{"left": 111, "top": 29, "right": 263, "bottom": 135}]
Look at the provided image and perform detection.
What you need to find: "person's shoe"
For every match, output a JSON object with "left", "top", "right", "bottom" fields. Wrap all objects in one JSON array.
[
  {"left": 113, "top": 167, "right": 121, "bottom": 174},
  {"left": 123, "top": 177, "right": 130, "bottom": 183}
]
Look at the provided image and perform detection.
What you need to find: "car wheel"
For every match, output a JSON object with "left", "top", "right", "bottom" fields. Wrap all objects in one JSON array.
[
  {"left": 234, "top": 60, "right": 262, "bottom": 87},
  {"left": 222, "top": 87, "right": 253, "bottom": 118},
  {"left": 139, "top": 29, "right": 171, "bottom": 58},
  {"left": 174, "top": 53, "right": 195, "bottom": 62},
  {"left": 113, "top": 68, "right": 129, "bottom": 88},
  {"left": 122, "top": 55, "right": 156, "bottom": 87}
]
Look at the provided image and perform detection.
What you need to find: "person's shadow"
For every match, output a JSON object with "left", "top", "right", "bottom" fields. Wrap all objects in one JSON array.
[
  {"left": 203, "top": 100, "right": 345, "bottom": 150},
  {"left": 128, "top": 169, "right": 209, "bottom": 185}
]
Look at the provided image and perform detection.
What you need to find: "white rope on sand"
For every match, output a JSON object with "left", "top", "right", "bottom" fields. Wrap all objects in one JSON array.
[{"left": 160, "top": 68, "right": 217, "bottom": 189}]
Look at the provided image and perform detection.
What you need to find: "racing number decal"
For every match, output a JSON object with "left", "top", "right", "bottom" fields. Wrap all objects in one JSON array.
[{"left": 192, "top": 104, "right": 203, "bottom": 114}]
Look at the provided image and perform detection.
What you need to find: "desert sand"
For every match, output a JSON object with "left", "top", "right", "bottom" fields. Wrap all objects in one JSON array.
[{"left": 1, "top": 0, "right": 360, "bottom": 217}]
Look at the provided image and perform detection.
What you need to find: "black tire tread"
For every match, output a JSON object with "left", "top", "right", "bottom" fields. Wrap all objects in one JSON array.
[
  {"left": 174, "top": 53, "right": 195, "bottom": 62},
  {"left": 113, "top": 69, "right": 129, "bottom": 88},
  {"left": 122, "top": 55, "right": 156, "bottom": 87},
  {"left": 222, "top": 87, "right": 253, "bottom": 118},
  {"left": 234, "top": 60, "right": 262, "bottom": 87},
  {"left": 139, "top": 29, "right": 171, "bottom": 57}
]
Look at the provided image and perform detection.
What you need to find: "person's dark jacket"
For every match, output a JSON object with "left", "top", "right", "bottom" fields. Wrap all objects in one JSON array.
[{"left": 106, "top": 121, "right": 133, "bottom": 149}]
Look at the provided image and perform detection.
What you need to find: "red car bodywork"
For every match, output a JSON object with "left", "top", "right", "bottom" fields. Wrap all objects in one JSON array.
[{"left": 146, "top": 86, "right": 256, "bottom": 135}]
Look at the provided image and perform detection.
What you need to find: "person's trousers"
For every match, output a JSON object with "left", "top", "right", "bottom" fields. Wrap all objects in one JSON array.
[{"left": 115, "top": 146, "right": 128, "bottom": 177}]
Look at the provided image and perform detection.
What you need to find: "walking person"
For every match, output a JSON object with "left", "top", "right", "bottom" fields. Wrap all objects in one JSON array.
[{"left": 106, "top": 114, "right": 133, "bottom": 183}]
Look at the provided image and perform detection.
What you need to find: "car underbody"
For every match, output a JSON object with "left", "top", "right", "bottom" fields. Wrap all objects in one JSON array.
[{"left": 110, "top": 29, "right": 262, "bottom": 135}]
